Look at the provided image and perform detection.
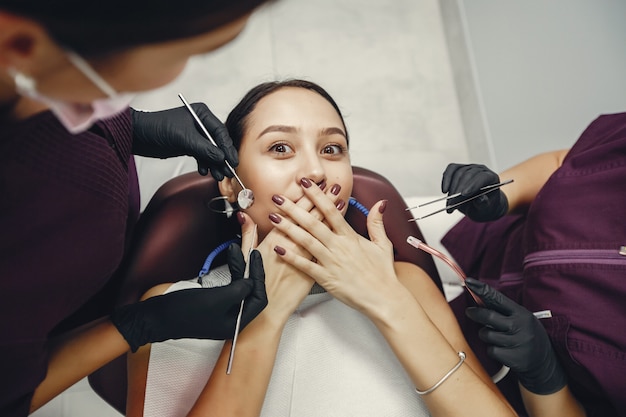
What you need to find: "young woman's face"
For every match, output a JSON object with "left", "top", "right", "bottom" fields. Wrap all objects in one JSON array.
[{"left": 224, "top": 87, "right": 353, "bottom": 238}]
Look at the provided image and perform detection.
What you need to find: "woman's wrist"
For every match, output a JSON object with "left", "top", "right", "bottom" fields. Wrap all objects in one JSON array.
[{"left": 364, "top": 281, "right": 420, "bottom": 329}]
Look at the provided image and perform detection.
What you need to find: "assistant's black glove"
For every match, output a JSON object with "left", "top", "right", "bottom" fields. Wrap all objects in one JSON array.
[
  {"left": 111, "top": 244, "right": 267, "bottom": 352},
  {"left": 464, "top": 278, "right": 567, "bottom": 395},
  {"left": 131, "top": 104, "right": 238, "bottom": 180},
  {"left": 441, "top": 163, "right": 508, "bottom": 222}
]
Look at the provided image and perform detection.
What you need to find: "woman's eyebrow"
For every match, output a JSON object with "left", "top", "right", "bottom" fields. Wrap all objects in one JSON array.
[
  {"left": 319, "top": 127, "right": 347, "bottom": 138},
  {"left": 257, "top": 125, "right": 296, "bottom": 139},
  {"left": 257, "top": 125, "right": 346, "bottom": 139}
]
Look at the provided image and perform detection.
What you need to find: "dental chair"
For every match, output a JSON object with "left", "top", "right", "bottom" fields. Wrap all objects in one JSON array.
[{"left": 88, "top": 166, "right": 442, "bottom": 414}]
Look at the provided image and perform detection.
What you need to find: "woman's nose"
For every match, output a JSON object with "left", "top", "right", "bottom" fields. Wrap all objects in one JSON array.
[{"left": 300, "top": 154, "right": 326, "bottom": 186}]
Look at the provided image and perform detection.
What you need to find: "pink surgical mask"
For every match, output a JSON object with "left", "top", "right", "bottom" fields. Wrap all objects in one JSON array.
[{"left": 10, "top": 51, "right": 135, "bottom": 134}]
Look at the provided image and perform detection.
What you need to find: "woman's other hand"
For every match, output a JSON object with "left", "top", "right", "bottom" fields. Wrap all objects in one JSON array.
[
  {"left": 268, "top": 180, "right": 406, "bottom": 317},
  {"left": 237, "top": 182, "right": 343, "bottom": 322}
]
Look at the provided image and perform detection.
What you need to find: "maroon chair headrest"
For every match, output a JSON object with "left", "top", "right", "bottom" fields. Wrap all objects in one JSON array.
[{"left": 89, "top": 166, "right": 441, "bottom": 414}]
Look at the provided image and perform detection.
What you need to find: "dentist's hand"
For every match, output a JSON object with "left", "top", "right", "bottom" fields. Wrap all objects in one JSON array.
[
  {"left": 441, "top": 163, "right": 508, "bottom": 222},
  {"left": 464, "top": 278, "right": 567, "bottom": 395},
  {"left": 110, "top": 243, "right": 266, "bottom": 352},
  {"left": 130, "top": 104, "right": 238, "bottom": 180}
]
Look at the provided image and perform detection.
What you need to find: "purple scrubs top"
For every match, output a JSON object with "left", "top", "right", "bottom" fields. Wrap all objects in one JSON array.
[
  {"left": 0, "top": 109, "right": 140, "bottom": 416},
  {"left": 442, "top": 112, "right": 626, "bottom": 417}
]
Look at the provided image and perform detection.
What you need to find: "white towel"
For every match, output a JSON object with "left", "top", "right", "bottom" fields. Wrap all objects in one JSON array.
[{"left": 144, "top": 266, "right": 430, "bottom": 417}]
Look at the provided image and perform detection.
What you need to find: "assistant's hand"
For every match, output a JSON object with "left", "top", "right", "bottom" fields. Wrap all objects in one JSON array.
[
  {"left": 441, "top": 163, "right": 508, "bottom": 222},
  {"left": 131, "top": 104, "right": 238, "bottom": 180},
  {"left": 464, "top": 278, "right": 567, "bottom": 395},
  {"left": 110, "top": 243, "right": 266, "bottom": 352}
]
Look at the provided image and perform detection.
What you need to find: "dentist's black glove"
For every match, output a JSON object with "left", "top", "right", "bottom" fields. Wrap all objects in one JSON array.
[
  {"left": 464, "top": 278, "right": 567, "bottom": 395},
  {"left": 111, "top": 244, "right": 267, "bottom": 352},
  {"left": 441, "top": 163, "right": 508, "bottom": 222},
  {"left": 131, "top": 104, "right": 238, "bottom": 180}
]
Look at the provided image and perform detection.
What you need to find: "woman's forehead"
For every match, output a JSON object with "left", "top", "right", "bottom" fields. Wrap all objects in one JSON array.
[{"left": 247, "top": 87, "right": 344, "bottom": 130}]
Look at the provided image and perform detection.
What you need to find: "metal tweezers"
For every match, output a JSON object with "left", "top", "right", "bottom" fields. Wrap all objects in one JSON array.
[
  {"left": 406, "top": 179, "right": 514, "bottom": 221},
  {"left": 226, "top": 224, "right": 257, "bottom": 375}
]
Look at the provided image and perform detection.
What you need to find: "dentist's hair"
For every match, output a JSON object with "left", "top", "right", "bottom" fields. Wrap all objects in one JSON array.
[
  {"left": 0, "top": 0, "right": 270, "bottom": 56},
  {"left": 225, "top": 79, "right": 349, "bottom": 150}
]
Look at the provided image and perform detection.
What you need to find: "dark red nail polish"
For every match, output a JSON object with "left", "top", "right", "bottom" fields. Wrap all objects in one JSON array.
[
  {"left": 274, "top": 246, "right": 286, "bottom": 255},
  {"left": 379, "top": 199, "right": 388, "bottom": 214},
  {"left": 336, "top": 199, "right": 346, "bottom": 210},
  {"left": 301, "top": 177, "right": 312, "bottom": 188},
  {"left": 269, "top": 213, "right": 282, "bottom": 224},
  {"left": 272, "top": 195, "right": 284, "bottom": 205},
  {"left": 330, "top": 184, "right": 341, "bottom": 195},
  {"left": 236, "top": 211, "right": 246, "bottom": 225},
  {"left": 318, "top": 180, "right": 327, "bottom": 190}
]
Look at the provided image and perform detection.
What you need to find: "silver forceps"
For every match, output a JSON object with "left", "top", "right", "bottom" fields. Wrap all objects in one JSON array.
[
  {"left": 178, "top": 93, "right": 255, "bottom": 209},
  {"left": 406, "top": 179, "right": 514, "bottom": 221},
  {"left": 226, "top": 224, "right": 257, "bottom": 374}
]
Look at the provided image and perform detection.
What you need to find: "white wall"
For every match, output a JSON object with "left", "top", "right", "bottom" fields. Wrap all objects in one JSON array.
[
  {"left": 442, "top": 0, "right": 626, "bottom": 171},
  {"left": 132, "top": 0, "right": 468, "bottom": 210}
]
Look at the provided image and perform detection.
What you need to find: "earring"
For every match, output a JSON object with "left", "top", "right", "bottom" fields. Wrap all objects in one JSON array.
[{"left": 208, "top": 195, "right": 239, "bottom": 218}]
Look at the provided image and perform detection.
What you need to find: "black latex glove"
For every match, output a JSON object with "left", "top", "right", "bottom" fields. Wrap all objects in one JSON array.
[
  {"left": 441, "top": 163, "right": 508, "bottom": 222},
  {"left": 111, "top": 244, "right": 267, "bottom": 352},
  {"left": 131, "top": 104, "right": 238, "bottom": 180},
  {"left": 464, "top": 278, "right": 567, "bottom": 395}
]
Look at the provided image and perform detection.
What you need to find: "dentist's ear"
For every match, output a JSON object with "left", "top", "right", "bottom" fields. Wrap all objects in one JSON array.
[
  {"left": 217, "top": 176, "right": 238, "bottom": 204},
  {"left": 0, "top": 12, "right": 51, "bottom": 69}
]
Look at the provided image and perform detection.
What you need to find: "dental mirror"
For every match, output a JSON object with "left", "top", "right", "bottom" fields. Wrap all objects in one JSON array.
[{"left": 178, "top": 93, "right": 254, "bottom": 209}]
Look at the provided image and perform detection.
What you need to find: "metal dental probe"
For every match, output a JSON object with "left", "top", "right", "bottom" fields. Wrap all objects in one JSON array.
[
  {"left": 226, "top": 224, "right": 257, "bottom": 374},
  {"left": 178, "top": 93, "right": 254, "bottom": 209}
]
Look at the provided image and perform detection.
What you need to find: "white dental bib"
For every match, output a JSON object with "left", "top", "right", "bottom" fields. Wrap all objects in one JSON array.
[{"left": 143, "top": 265, "right": 430, "bottom": 417}]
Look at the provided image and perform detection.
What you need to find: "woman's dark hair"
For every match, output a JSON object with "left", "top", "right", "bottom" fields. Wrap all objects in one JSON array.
[
  {"left": 225, "top": 79, "right": 349, "bottom": 150},
  {"left": 0, "top": 0, "right": 269, "bottom": 56}
]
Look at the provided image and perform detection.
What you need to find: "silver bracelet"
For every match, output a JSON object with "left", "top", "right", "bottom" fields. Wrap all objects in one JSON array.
[{"left": 415, "top": 351, "right": 466, "bottom": 395}]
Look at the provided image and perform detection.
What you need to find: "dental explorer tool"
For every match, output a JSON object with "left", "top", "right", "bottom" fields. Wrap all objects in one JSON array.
[
  {"left": 226, "top": 224, "right": 257, "bottom": 375},
  {"left": 178, "top": 93, "right": 255, "bottom": 209},
  {"left": 407, "top": 179, "right": 514, "bottom": 221}
]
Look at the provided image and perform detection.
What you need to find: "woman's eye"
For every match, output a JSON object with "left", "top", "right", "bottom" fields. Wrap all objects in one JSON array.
[
  {"left": 322, "top": 144, "right": 345, "bottom": 155},
  {"left": 269, "top": 143, "right": 294, "bottom": 154}
]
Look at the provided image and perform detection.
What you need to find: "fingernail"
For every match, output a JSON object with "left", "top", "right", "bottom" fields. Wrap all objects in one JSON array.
[
  {"left": 269, "top": 213, "right": 282, "bottom": 224},
  {"left": 272, "top": 195, "right": 284, "bottom": 205},
  {"left": 274, "top": 246, "right": 286, "bottom": 255},
  {"left": 236, "top": 211, "right": 246, "bottom": 225},
  {"left": 330, "top": 184, "right": 341, "bottom": 195},
  {"left": 378, "top": 200, "right": 388, "bottom": 214},
  {"left": 336, "top": 199, "right": 346, "bottom": 210},
  {"left": 301, "top": 177, "right": 312, "bottom": 188},
  {"left": 318, "top": 180, "right": 327, "bottom": 190}
]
